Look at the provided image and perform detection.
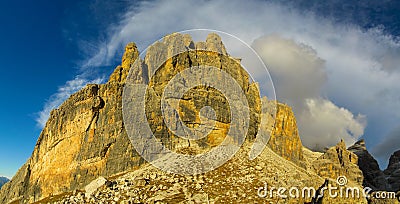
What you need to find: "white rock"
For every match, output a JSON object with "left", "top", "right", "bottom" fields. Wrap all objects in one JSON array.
[{"left": 84, "top": 177, "right": 108, "bottom": 198}]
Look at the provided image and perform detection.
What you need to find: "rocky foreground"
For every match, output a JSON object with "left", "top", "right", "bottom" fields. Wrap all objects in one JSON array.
[
  {"left": 39, "top": 143, "right": 366, "bottom": 204},
  {"left": 44, "top": 142, "right": 400, "bottom": 204}
]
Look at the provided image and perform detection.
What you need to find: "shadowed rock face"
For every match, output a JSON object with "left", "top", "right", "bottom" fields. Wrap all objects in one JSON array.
[
  {"left": 385, "top": 150, "right": 400, "bottom": 192},
  {"left": 348, "top": 139, "right": 388, "bottom": 190},
  {"left": 348, "top": 140, "right": 400, "bottom": 193},
  {"left": 388, "top": 151, "right": 400, "bottom": 167}
]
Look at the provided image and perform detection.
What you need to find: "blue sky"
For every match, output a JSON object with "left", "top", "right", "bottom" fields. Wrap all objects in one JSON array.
[
  {"left": 0, "top": 0, "right": 399, "bottom": 178},
  {"left": 0, "top": 1, "right": 76, "bottom": 178},
  {"left": 0, "top": 0, "right": 130, "bottom": 178}
]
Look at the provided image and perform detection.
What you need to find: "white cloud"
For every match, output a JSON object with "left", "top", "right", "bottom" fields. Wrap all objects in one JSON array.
[
  {"left": 48, "top": 0, "right": 400, "bottom": 161},
  {"left": 252, "top": 35, "right": 326, "bottom": 108},
  {"left": 252, "top": 35, "right": 366, "bottom": 150},
  {"left": 300, "top": 98, "right": 367, "bottom": 150}
]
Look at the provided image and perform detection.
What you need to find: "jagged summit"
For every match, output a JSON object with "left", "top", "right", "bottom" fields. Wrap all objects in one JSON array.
[
  {"left": 348, "top": 139, "right": 367, "bottom": 151},
  {"left": 108, "top": 42, "right": 139, "bottom": 84},
  {"left": 313, "top": 140, "right": 363, "bottom": 185},
  {"left": 388, "top": 150, "right": 400, "bottom": 168},
  {"left": 348, "top": 139, "right": 400, "bottom": 192},
  {"left": 108, "top": 33, "right": 229, "bottom": 86},
  {"left": 348, "top": 140, "right": 388, "bottom": 190},
  {"left": 267, "top": 102, "right": 304, "bottom": 166},
  {"left": 385, "top": 150, "right": 400, "bottom": 191}
]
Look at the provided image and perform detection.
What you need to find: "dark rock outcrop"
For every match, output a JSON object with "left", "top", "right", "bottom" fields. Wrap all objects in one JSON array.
[
  {"left": 349, "top": 140, "right": 400, "bottom": 193},
  {"left": 348, "top": 139, "right": 388, "bottom": 190},
  {"left": 384, "top": 150, "right": 400, "bottom": 192}
]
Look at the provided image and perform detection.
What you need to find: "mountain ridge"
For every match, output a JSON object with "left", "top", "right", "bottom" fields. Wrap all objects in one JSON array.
[{"left": 0, "top": 177, "right": 9, "bottom": 189}]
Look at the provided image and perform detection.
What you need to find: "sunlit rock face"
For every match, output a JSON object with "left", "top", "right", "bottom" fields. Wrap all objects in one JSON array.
[
  {"left": 313, "top": 140, "right": 364, "bottom": 186},
  {"left": 267, "top": 103, "right": 304, "bottom": 166}
]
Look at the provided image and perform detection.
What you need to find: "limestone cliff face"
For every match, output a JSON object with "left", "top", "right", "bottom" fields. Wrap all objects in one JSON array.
[
  {"left": 313, "top": 140, "right": 364, "bottom": 186},
  {"left": 0, "top": 46, "right": 142, "bottom": 204},
  {"left": 142, "top": 33, "right": 261, "bottom": 151},
  {"left": 0, "top": 84, "right": 140, "bottom": 203},
  {"left": 267, "top": 103, "right": 304, "bottom": 166}
]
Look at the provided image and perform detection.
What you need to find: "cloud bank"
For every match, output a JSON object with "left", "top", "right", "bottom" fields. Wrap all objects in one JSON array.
[
  {"left": 39, "top": 0, "right": 400, "bottom": 164},
  {"left": 253, "top": 35, "right": 366, "bottom": 149}
]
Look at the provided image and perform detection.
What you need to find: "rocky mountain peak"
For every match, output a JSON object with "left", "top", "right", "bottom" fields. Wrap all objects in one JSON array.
[
  {"left": 122, "top": 42, "right": 139, "bottom": 69},
  {"left": 388, "top": 150, "right": 400, "bottom": 168},
  {"left": 267, "top": 103, "right": 304, "bottom": 166},
  {"left": 108, "top": 42, "right": 139, "bottom": 83},
  {"left": 313, "top": 140, "right": 364, "bottom": 185},
  {"left": 384, "top": 149, "right": 400, "bottom": 192},
  {"left": 205, "top": 33, "right": 228, "bottom": 55},
  {"left": 337, "top": 139, "right": 346, "bottom": 149},
  {"left": 348, "top": 139, "right": 367, "bottom": 151},
  {"left": 348, "top": 140, "right": 388, "bottom": 190}
]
